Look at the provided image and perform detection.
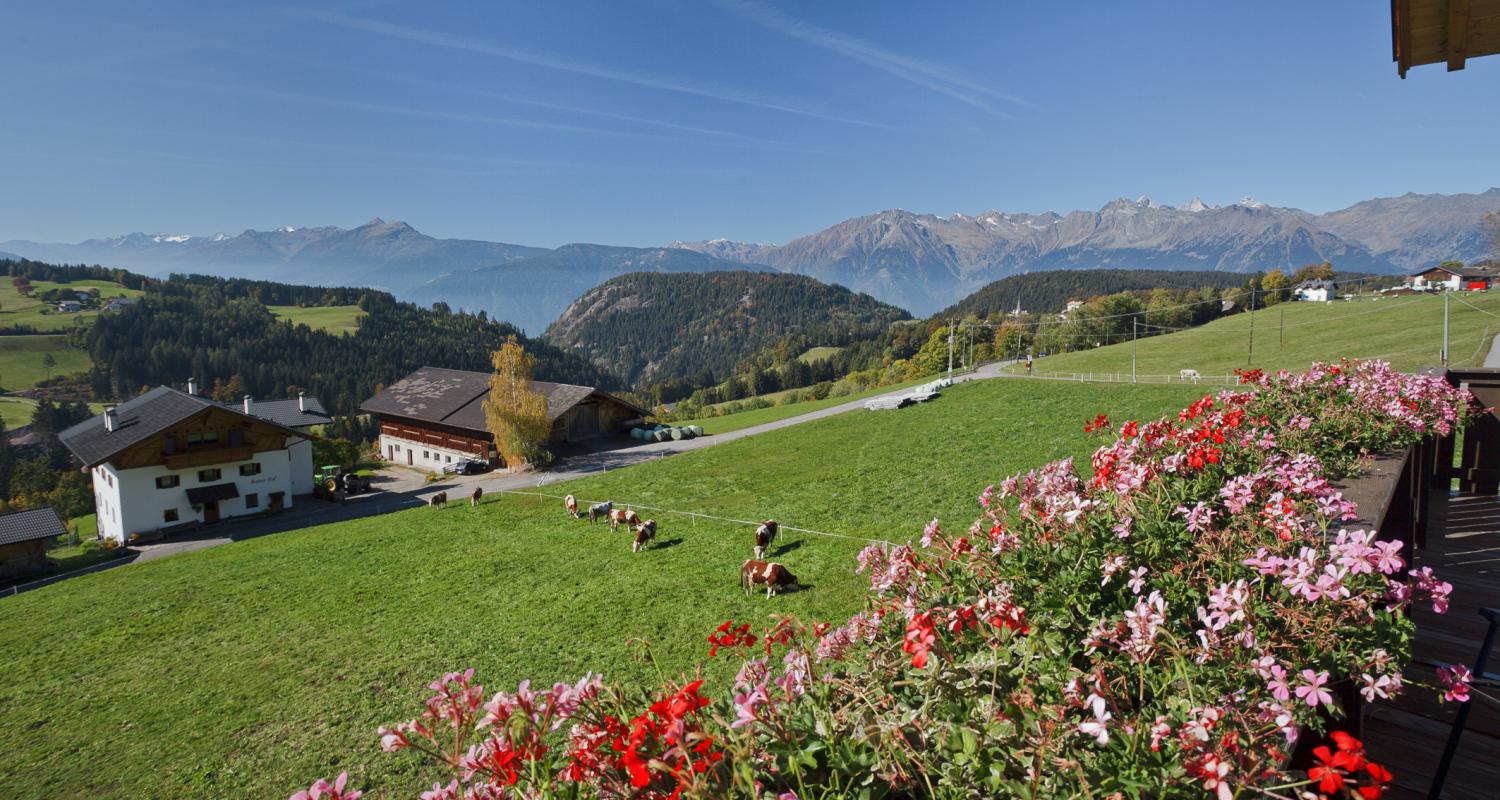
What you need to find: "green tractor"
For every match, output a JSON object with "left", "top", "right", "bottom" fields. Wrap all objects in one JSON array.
[{"left": 314, "top": 465, "right": 373, "bottom": 499}]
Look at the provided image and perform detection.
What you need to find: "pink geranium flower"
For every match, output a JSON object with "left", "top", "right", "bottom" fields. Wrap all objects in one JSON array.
[{"left": 1294, "top": 669, "right": 1333, "bottom": 708}]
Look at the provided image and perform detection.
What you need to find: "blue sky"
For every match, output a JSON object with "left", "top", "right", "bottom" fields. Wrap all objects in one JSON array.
[{"left": 2, "top": 1, "right": 1497, "bottom": 247}]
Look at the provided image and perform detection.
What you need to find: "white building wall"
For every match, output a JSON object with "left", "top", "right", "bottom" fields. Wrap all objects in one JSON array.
[
  {"left": 378, "top": 433, "right": 479, "bottom": 473},
  {"left": 288, "top": 438, "right": 314, "bottom": 495},
  {"left": 90, "top": 449, "right": 297, "bottom": 544}
]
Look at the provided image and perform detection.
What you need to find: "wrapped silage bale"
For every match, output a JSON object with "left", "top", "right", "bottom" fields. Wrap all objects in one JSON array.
[
  {"left": 653, "top": 429, "right": 670, "bottom": 443},
  {"left": 670, "top": 427, "right": 685, "bottom": 441},
  {"left": 689, "top": 425, "right": 704, "bottom": 436}
]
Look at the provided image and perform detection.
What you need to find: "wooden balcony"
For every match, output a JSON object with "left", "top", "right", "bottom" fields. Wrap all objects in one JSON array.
[
  {"left": 163, "top": 445, "right": 255, "bottom": 470},
  {"left": 1356, "top": 369, "right": 1500, "bottom": 798}
]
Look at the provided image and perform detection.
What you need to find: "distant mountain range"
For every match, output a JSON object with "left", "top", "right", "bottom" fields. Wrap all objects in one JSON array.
[
  {"left": 673, "top": 189, "right": 1500, "bottom": 315},
  {"left": 4, "top": 188, "right": 1496, "bottom": 325}
]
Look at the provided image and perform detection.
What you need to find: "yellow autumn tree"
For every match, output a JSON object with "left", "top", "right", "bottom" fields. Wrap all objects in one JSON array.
[{"left": 482, "top": 337, "right": 551, "bottom": 467}]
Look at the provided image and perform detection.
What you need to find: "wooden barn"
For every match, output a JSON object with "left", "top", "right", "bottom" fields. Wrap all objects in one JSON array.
[
  {"left": 361, "top": 367, "right": 648, "bottom": 470},
  {"left": 0, "top": 507, "right": 67, "bottom": 581}
]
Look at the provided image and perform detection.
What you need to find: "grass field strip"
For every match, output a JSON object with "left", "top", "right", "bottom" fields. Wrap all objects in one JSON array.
[{"left": 494, "top": 488, "right": 896, "bottom": 546}]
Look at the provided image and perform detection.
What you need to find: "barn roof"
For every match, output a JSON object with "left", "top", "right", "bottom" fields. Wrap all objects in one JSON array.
[
  {"left": 360, "top": 367, "right": 645, "bottom": 433},
  {"left": 0, "top": 507, "right": 67, "bottom": 547},
  {"left": 59, "top": 386, "right": 311, "bottom": 468},
  {"left": 1411, "top": 263, "right": 1497, "bottom": 279}
]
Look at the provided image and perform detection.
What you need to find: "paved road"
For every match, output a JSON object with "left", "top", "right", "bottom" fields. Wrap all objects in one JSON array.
[
  {"left": 8, "top": 362, "right": 1014, "bottom": 593},
  {"left": 1484, "top": 331, "right": 1500, "bottom": 368}
]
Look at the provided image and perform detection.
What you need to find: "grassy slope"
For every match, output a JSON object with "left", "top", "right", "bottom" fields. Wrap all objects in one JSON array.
[
  {"left": 1023, "top": 293, "right": 1500, "bottom": 378},
  {"left": 0, "top": 335, "right": 92, "bottom": 390},
  {"left": 0, "top": 397, "right": 106, "bottom": 428},
  {"left": 268, "top": 304, "right": 367, "bottom": 335},
  {"left": 685, "top": 377, "right": 932, "bottom": 434},
  {"left": 797, "top": 346, "right": 841, "bottom": 363},
  {"left": 0, "top": 279, "right": 143, "bottom": 332},
  {"left": 0, "top": 379, "right": 1199, "bottom": 799}
]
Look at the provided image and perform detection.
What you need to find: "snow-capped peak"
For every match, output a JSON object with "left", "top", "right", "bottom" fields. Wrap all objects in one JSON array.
[
  {"left": 152, "top": 234, "right": 194, "bottom": 243},
  {"left": 1183, "top": 197, "right": 1210, "bottom": 213},
  {"left": 210, "top": 232, "right": 232, "bottom": 242},
  {"left": 1233, "top": 196, "right": 1267, "bottom": 209},
  {"left": 1135, "top": 194, "right": 1163, "bottom": 208},
  {"left": 278, "top": 226, "right": 299, "bottom": 233}
]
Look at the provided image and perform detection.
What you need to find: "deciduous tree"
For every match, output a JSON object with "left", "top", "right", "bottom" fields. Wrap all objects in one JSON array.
[{"left": 482, "top": 336, "right": 551, "bottom": 468}]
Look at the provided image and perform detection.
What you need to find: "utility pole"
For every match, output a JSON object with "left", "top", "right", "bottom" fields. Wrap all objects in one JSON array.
[
  {"left": 1247, "top": 287, "right": 1256, "bottom": 366},
  {"left": 1442, "top": 291, "right": 1450, "bottom": 367},
  {"left": 946, "top": 321, "right": 955, "bottom": 381},
  {"left": 1132, "top": 318, "right": 1138, "bottom": 383}
]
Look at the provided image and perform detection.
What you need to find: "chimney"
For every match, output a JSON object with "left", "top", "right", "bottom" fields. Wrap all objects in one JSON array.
[
  {"left": 297, "top": 391, "right": 306, "bottom": 413},
  {"left": 187, "top": 378, "right": 198, "bottom": 396},
  {"left": 103, "top": 405, "right": 118, "bottom": 433},
  {"left": 242, "top": 395, "right": 254, "bottom": 416}
]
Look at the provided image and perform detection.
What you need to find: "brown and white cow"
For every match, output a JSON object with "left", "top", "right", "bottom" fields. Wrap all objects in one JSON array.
[
  {"left": 470, "top": 487, "right": 483, "bottom": 507},
  {"left": 565, "top": 494, "right": 580, "bottom": 518},
  {"left": 429, "top": 491, "right": 448, "bottom": 508},
  {"left": 741, "top": 559, "right": 799, "bottom": 598},
  {"left": 609, "top": 508, "right": 642, "bottom": 532},
  {"left": 587, "top": 501, "right": 613, "bottom": 524},
  {"left": 632, "top": 519, "right": 657, "bottom": 553},
  {"left": 753, "top": 520, "right": 779, "bottom": 559}
]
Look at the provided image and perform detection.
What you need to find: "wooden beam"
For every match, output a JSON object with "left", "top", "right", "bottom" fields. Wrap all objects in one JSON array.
[
  {"left": 1449, "top": 0, "right": 1472, "bottom": 70},
  {"left": 1399, "top": 0, "right": 1415, "bottom": 76}
]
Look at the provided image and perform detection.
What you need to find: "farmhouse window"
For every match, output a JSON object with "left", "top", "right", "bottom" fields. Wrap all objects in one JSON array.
[
  {"left": 163, "top": 509, "right": 179, "bottom": 523},
  {"left": 423, "top": 450, "right": 430, "bottom": 459},
  {"left": 239, "top": 463, "right": 261, "bottom": 476},
  {"left": 186, "top": 431, "right": 220, "bottom": 447},
  {"left": 156, "top": 475, "right": 180, "bottom": 489},
  {"left": 198, "top": 468, "right": 222, "bottom": 482},
  {"left": 245, "top": 493, "right": 259, "bottom": 509}
]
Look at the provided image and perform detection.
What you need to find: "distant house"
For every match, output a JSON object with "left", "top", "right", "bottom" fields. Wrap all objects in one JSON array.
[
  {"left": 0, "top": 507, "right": 67, "bottom": 581},
  {"left": 1407, "top": 264, "right": 1495, "bottom": 292},
  {"left": 1059, "top": 299, "right": 1085, "bottom": 319},
  {"left": 361, "top": 367, "right": 649, "bottom": 471},
  {"left": 1294, "top": 279, "right": 1337, "bottom": 302},
  {"left": 56, "top": 300, "right": 81, "bottom": 312},
  {"left": 103, "top": 297, "right": 139, "bottom": 312},
  {"left": 74, "top": 291, "right": 92, "bottom": 302},
  {"left": 59, "top": 384, "right": 314, "bottom": 544}
]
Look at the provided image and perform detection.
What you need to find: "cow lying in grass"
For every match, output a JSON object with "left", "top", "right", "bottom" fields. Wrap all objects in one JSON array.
[
  {"left": 609, "top": 508, "right": 641, "bottom": 532},
  {"left": 587, "top": 501, "right": 612, "bottom": 524},
  {"left": 429, "top": 491, "right": 448, "bottom": 508},
  {"left": 565, "top": 494, "right": 580, "bottom": 518},
  {"left": 632, "top": 519, "right": 657, "bottom": 552},
  {"left": 741, "top": 559, "right": 799, "bottom": 597},
  {"left": 470, "top": 487, "right": 483, "bottom": 507},
  {"left": 754, "top": 520, "right": 779, "bottom": 559}
]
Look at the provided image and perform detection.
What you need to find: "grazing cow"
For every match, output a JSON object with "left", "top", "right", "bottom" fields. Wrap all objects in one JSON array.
[
  {"left": 1179, "top": 368, "right": 1201, "bottom": 384},
  {"left": 565, "top": 494, "right": 580, "bottom": 518},
  {"left": 587, "top": 501, "right": 613, "bottom": 524},
  {"left": 470, "top": 487, "right": 483, "bottom": 507},
  {"left": 609, "top": 508, "right": 642, "bottom": 532},
  {"left": 753, "top": 520, "right": 779, "bottom": 560},
  {"left": 632, "top": 519, "right": 657, "bottom": 552},
  {"left": 740, "top": 559, "right": 800, "bottom": 598},
  {"left": 429, "top": 491, "right": 448, "bottom": 508}
]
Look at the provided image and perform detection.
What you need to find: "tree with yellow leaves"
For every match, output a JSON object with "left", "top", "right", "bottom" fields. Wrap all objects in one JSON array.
[{"left": 482, "top": 336, "right": 552, "bottom": 468}]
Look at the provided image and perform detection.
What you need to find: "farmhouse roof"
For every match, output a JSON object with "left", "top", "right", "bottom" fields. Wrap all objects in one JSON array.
[
  {"left": 0, "top": 507, "right": 67, "bottom": 547},
  {"left": 360, "top": 366, "right": 646, "bottom": 433},
  {"left": 1411, "top": 264, "right": 1497, "bottom": 280},
  {"left": 218, "top": 396, "right": 330, "bottom": 430},
  {"left": 1295, "top": 279, "right": 1335, "bottom": 290},
  {"left": 58, "top": 386, "right": 311, "bottom": 467}
]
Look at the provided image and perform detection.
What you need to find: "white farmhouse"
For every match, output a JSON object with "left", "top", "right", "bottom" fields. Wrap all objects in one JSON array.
[
  {"left": 1293, "top": 279, "right": 1337, "bottom": 303},
  {"left": 59, "top": 385, "right": 318, "bottom": 544}
]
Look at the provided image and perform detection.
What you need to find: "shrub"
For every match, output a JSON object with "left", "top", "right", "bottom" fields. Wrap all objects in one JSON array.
[{"left": 295, "top": 360, "right": 1477, "bottom": 799}]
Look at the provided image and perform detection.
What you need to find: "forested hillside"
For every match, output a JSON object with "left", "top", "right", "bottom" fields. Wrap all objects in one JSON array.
[
  {"left": 939, "top": 269, "right": 1263, "bottom": 317},
  {"left": 542, "top": 271, "right": 909, "bottom": 390},
  {"left": 0, "top": 260, "right": 614, "bottom": 416},
  {"left": 79, "top": 274, "right": 615, "bottom": 414}
]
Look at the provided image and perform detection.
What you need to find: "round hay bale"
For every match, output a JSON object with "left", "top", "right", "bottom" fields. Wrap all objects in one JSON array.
[
  {"left": 630, "top": 428, "right": 644, "bottom": 440},
  {"left": 653, "top": 429, "right": 670, "bottom": 443},
  {"left": 688, "top": 425, "right": 704, "bottom": 436},
  {"left": 670, "top": 427, "right": 685, "bottom": 440}
]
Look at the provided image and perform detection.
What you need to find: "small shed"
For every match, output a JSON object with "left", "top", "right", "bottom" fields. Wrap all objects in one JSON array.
[
  {"left": 56, "top": 300, "right": 82, "bottom": 312},
  {"left": 0, "top": 507, "right": 67, "bottom": 581}
]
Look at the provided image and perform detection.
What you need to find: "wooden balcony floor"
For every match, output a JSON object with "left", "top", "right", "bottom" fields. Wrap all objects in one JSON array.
[{"left": 1364, "top": 492, "right": 1500, "bottom": 799}]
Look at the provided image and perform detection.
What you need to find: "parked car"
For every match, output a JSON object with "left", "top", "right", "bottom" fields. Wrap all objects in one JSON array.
[{"left": 443, "top": 459, "right": 489, "bottom": 476}]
